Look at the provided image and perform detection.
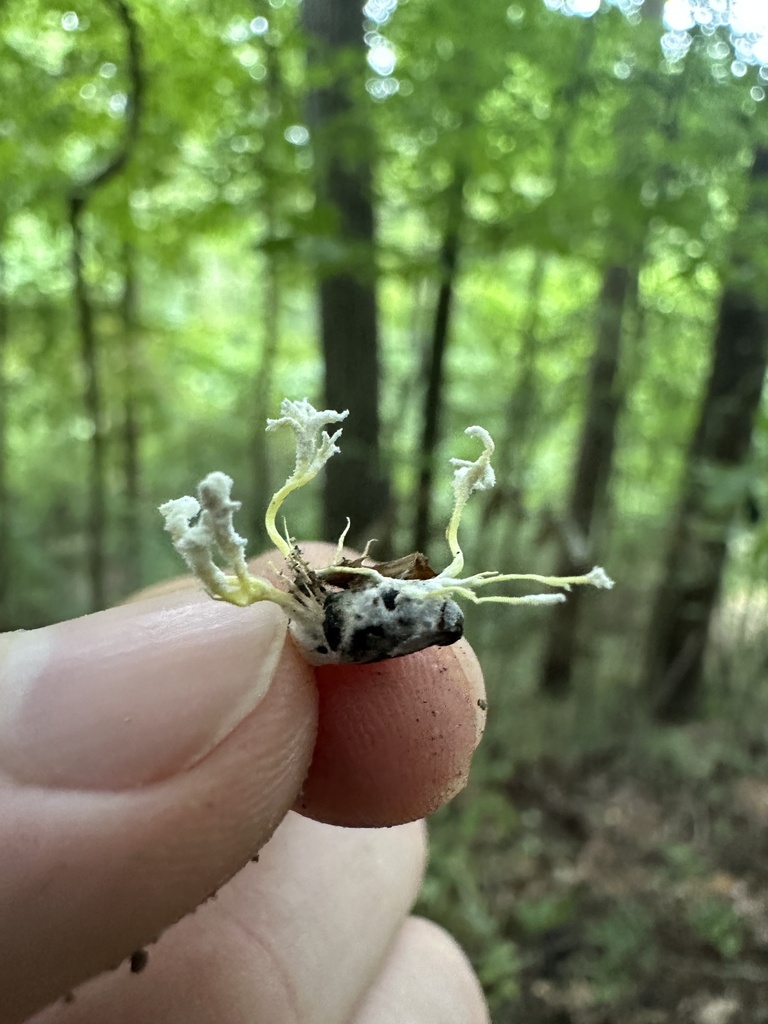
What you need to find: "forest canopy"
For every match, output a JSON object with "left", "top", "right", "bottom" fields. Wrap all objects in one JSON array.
[{"left": 2, "top": 0, "right": 765, "bottom": 615}]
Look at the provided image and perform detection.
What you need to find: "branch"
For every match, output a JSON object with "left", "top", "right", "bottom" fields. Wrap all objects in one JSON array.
[{"left": 70, "top": 0, "right": 144, "bottom": 202}]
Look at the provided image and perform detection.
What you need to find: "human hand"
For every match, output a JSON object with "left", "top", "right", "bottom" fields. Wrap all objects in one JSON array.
[{"left": 0, "top": 544, "right": 490, "bottom": 1023}]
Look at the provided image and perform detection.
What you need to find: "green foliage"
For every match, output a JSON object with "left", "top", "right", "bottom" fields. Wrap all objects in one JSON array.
[
  {"left": 686, "top": 897, "right": 745, "bottom": 960},
  {"left": 514, "top": 892, "right": 577, "bottom": 936},
  {"left": 417, "top": 789, "right": 524, "bottom": 1010},
  {"left": 4, "top": 1, "right": 768, "bottom": 1015},
  {"left": 3, "top": 0, "right": 764, "bottom": 622},
  {"left": 581, "top": 902, "right": 658, "bottom": 1004}
]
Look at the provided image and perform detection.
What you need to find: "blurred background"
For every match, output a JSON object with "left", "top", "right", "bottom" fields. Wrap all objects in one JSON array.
[{"left": 4, "top": 0, "right": 768, "bottom": 1019}]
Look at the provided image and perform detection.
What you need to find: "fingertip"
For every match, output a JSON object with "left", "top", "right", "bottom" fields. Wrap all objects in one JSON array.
[{"left": 296, "top": 640, "right": 486, "bottom": 828}]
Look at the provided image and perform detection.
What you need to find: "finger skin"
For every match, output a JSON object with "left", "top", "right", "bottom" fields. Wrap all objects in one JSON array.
[
  {"left": 25, "top": 816, "right": 428, "bottom": 1024},
  {"left": 350, "top": 917, "right": 490, "bottom": 1024},
  {"left": 301, "top": 641, "right": 485, "bottom": 827},
  {"left": 0, "top": 636, "right": 317, "bottom": 1024},
  {"left": 3, "top": 543, "right": 486, "bottom": 1018}
]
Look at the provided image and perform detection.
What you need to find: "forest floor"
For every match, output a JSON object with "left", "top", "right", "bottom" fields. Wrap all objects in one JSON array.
[{"left": 479, "top": 727, "right": 768, "bottom": 1024}]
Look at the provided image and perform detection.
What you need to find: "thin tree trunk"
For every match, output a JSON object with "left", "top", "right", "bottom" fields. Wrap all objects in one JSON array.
[
  {"left": 303, "top": 0, "right": 388, "bottom": 543},
  {"left": 248, "top": 36, "right": 282, "bottom": 543},
  {"left": 249, "top": 247, "right": 281, "bottom": 540},
  {"left": 537, "top": 41, "right": 687, "bottom": 697},
  {"left": 0, "top": 239, "right": 9, "bottom": 626},
  {"left": 540, "top": 263, "right": 636, "bottom": 696},
  {"left": 645, "top": 148, "right": 768, "bottom": 722},
  {"left": 68, "top": 0, "right": 142, "bottom": 611},
  {"left": 69, "top": 198, "right": 108, "bottom": 610},
  {"left": 494, "top": 251, "right": 548, "bottom": 493},
  {"left": 385, "top": 276, "right": 430, "bottom": 448},
  {"left": 119, "top": 242, "right": 142, "bottom": 594},
  {"left": 372, "top": 277, "right": 429, "bottom": 557},
  {"left": 412, "top": 171, "right": 465, "bottom": 553}
]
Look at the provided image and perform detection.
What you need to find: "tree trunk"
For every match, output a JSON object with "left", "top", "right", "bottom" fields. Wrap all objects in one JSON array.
[
  {"left": 0, "top": 239, "right": 9, "bottom": 627},
  {"left": 540, "top": 263, "right": 636, "bottom": 696},
  {"left": 119, "top": 242, "right": 142, "bottom": 595},
  {"left": 248, "top": 37, "right": 282, "bottom": 543},
  {"left": 69, "top": 197, "right": 108, "bottom": 610},
  {"left": 248, "top": 248, "right": 281, "bottom": 541},
  {"left": 494, "top": 251, "right": 548, "bottom": 494},
  {"left": 412, "top": 171, "right": 465, "bottom": 553},
  {"left": 645, "top": 148, "right": 768, "bottom": 723},
  {"left": 537, "top": 42, "right": 687, "bottom": 698},
  {"left": 303, "top": 0, "right": 388, "bottom": 544},
  {"left": 68, "top": 0, "right": 142, "bottom": 611}
]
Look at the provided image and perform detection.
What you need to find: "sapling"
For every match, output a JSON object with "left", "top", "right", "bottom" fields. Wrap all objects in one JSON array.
[{"left": 160, "top": 398, "right": 613, "bottom": 665}]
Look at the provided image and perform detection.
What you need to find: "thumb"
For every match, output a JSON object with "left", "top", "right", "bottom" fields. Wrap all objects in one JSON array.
[{"left": 0, "top": 591, "right": 317, "bottom": 1024}]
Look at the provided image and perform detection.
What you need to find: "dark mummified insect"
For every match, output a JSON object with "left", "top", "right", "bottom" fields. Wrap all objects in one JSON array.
[{"left": 286, "top": 546, "right": 463, "bottom": 664}]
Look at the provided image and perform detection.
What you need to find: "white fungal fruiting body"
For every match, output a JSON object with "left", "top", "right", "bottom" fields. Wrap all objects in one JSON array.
[{"left": 160, "top": 398, "right": 615, "bottom": 666}]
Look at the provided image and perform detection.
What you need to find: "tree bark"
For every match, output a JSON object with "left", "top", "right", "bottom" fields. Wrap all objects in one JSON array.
[
  {"left": 303, "top": 0, "right": 388, "bottom": 544},
  {"left": 248, "top": 37, "right": 282, "bottom": 543},
  {"left": 540, "top": 263, "right": 636, "bottom": 696},
  {"left": 68, "top": 0, "right": 142, "bottom": 611},
  {"left": 494, "top": 251, "right": 548, "bottom": 495},
  {"left": 248, "top": 254, "right": 280, "bottom": 538},
  {"left": 69, "top": 198, "right": 108, "bottom": 610},
  {"left": 0, "top": 239, "right": 9, "bottom": 627},
  {"left": 537, "top": 44, "right": 688, "bottom": 697},
  {"left": 119, "top": 242, "right": 142, "bottom": 595},
  {"left": 645, "top": 148, "right": 768, "bottom": 722},
  {"left": 412, "top": 170, "right": 465, "bottom": 553}
]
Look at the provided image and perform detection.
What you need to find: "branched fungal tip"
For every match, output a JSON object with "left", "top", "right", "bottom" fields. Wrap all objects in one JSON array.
[
  {"left": 160, "top": 398, "right": 614, "bottom": 665},
  {"left": 444, "top": 425, "right": 496, "bottom": 578},
  {"left": 263, "top": 399, "right": 349, "bottom": 558}
]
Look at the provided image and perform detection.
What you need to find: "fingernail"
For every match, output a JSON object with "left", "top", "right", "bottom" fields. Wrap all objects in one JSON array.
[{"left": 0, "top": 596, "right": 288, "bottom": 790}]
